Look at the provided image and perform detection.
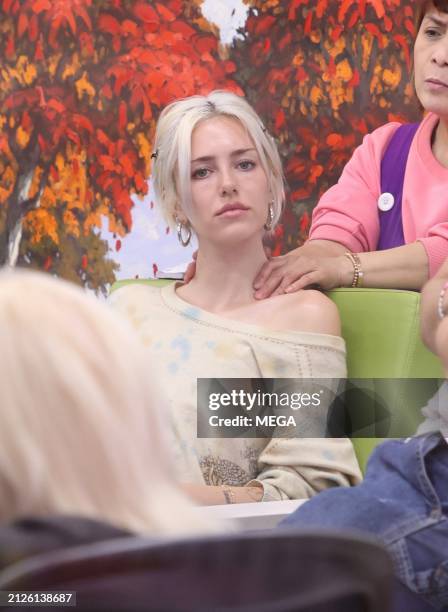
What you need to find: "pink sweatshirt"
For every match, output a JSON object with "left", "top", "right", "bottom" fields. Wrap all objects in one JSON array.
[{"left": 309, "top": 112, "right": 448, "bottom": 278}]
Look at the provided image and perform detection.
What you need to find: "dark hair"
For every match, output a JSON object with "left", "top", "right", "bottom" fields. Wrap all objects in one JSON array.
[{"left": 415, "top": 0, "right": 448, "bottom": 35}]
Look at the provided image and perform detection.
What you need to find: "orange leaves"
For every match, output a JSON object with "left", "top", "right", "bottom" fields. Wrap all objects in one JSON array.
[
  {"left": 2, "top": 0, "right": 15, "bottom": 13},
  {"left": 134, "top": 173, "right": 147, "bottom": 194},
  {"left": 46, "top": 98, "right": 65, "bottom": 113},
  {"left": 5, "top": 34, "right": 15, "bottom": 58},
  {"left": 308, "top": 164, "right": 323, "bottom": 184},
  {"left": 15, "top": 125, "right": 30, "bottom": 148},
  {"left": 338, "top": 0, "right": 354, "bottom": 23},
  {"left": 326, "top": 133, "right": 344, "bottom": 148},
  {"left": 120, "top": 152, "right": 134, "bottom": 179},
  {"left": 315, "top": 0, "right": 328, "bottom": 18},
  {"left": 255, "top": 15, "right": 276, "bottom": 35},
  {"left": 98, "top": 155, "right": 116, "bottom": 172},
  {"left": 171, "top": 20, "right": 195, "bottom": 39},
  {"left": 32, "top": 0, "right": 50, "bottom": 14},
  {"left": 347, "top": 9, "right": 359, "bottom": 29},
  {"left": 275, "top": 108, "right": 285, "bottom": 129},
  {"left": 369, "top": 0, "right": 385, "bottom": 19},
  {"left": 330, "top": 25, "right": 343, "bottom": 43},
  {"left": 71, "top": 114, "right": 93, "bottom": 134},
  {"left": 156, "top": 3, "right": 176, "bottom": 22},
  {"left": 26, "top": 207, "right": 59, "bottom": 245},
  {"left": 300, "top": 211, "right": 310, "bottom": 234},
  {"left": 122, "top": 19, "right": 139, "bottom": 37},
  {"left": 288, "top": 0, "right": 307, "bottom": 21},
  {"left": 130, "top": 84, "right": 152, "bottom": 122},
  {"left": 393, "top": 34, "right": 411, "bottom": 69},
  {"left": 365, "top": 22, "right": 384, "bottom": 46},
  {"left": 17, "top": 13, "right": 28, "bottom": 38},
  {"left": 133, "top": 3, "right": 159, "bottom": 24},
  {"left": 295, "top": 66, "right": 308, "bottom": 82},
  {"left": 98, "top": 14, "right": 121, "bottom": 35},
  {"left": 304, "top": 11, "right": 313, "bottom": 34},
  {"left": 63, "top": 209, "right": 80, "bottom": 238},
  {"left": 118, "top": 101, "right": 127, "bottom": 132},
  {"left": 404, "top": 19, "right": 415, "bottom": 37}
]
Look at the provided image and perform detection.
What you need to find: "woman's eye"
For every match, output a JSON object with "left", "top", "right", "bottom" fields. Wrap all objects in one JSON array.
[
  {"left": 237, "top": 160, "right": 256, "bottom": 171},
  {"left": 425, "top": 27, "right": 441, "bottom": 38},
  {"left": 192, "top": 167, "right": 210, "bottom": 179}
]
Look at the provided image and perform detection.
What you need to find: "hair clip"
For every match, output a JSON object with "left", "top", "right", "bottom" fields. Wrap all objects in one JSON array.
[{"left": 151, "top": 149, "right": 158, "bottom": 160}]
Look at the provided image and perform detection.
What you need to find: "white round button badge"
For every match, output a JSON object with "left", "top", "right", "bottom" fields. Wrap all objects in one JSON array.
[{"left": 378, "top": 192, "right": 395, "bottom": 212}]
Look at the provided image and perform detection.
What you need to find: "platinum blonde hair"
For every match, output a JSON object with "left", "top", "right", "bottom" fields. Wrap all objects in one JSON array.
[
  {"left": 152, "top": 90, "right": 285, "bottom": 228},
  {"left": 0, "top": 270, "right": 214, "bottom": 536}
]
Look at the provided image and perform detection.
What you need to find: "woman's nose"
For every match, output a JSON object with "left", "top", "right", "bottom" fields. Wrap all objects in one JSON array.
[
  {"left": 220, "top": 183, "right": 238, "bottom": 197},
  {"left": 219, "top": 170, "right": 238, "bottom": 197},
  {"left": 431, "top": 37, "right": 448, "bottom": 66}
]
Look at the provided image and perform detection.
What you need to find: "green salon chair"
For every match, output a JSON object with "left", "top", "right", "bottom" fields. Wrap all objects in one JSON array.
[{"left": 327, "top": 288, "right": 443, "bottom": 472}]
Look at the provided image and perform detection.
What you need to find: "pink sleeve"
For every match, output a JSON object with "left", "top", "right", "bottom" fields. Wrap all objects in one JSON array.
[
  {"left": 418, "top": 233, "right": 448, "bottom": 278},
  {"left": 308, "top": 122, "right": 401, "bottom": 252}
]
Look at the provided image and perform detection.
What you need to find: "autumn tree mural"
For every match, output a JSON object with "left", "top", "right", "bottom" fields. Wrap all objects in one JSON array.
[
  {"left": 0, "top": 0, "right": 238, "bottom": 292},
  {"left": 230, "top": 0, "right": 421, "bottom": 253},
  {"left": 0, "top": 0, "right": 423, "bottom": 285}
]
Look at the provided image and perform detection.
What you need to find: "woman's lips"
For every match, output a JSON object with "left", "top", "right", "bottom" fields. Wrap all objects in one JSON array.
[
  {"left": 217, "top": 207, "right": 249, "bottom": 218},
  {"left": 425, "top": 78, "right": 448, "bottom": 90},
  {"left": 216, "top": 204, "right": 249, "bottom": 217}
]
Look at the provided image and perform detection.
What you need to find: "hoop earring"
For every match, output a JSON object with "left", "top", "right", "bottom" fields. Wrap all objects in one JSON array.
[
  {"left": 264, "top": 202, "right": 275, "bottom": 231},
  {"left": 176, "top": 219, "right": 192, "bottom": 247}
]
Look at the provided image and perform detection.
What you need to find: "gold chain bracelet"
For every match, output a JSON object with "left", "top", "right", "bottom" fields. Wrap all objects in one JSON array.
[{"left": 344, "top": 251, "right": 364, "bottom": 288}]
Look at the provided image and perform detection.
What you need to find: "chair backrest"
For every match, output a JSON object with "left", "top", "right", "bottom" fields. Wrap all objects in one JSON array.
[
  {"left": 328, "top": 288, "right": 443, "bottom": 470},
  {"left": 327, "top": 288, "right": 442, "bottom": 378},
  {"left": 0, "top": 528, "right": 393, "bottom": 612}
]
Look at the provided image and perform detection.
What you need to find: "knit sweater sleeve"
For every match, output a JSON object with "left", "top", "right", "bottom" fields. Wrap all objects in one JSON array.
[{"left": 248, "top": 346, "right": 362, "bottom": 501}]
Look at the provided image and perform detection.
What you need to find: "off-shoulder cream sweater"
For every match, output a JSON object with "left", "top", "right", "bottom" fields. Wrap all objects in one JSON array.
[{"left": 109, "top": 283, "right": 362, "bottom": 501}]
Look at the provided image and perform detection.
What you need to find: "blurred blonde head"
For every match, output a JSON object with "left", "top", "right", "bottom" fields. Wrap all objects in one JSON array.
[
  {"left": 0, "top": 269, "right": 210, "bottom": 536},
  {"left": 152, "top": 90, "right": 285, "bottom": 229}
]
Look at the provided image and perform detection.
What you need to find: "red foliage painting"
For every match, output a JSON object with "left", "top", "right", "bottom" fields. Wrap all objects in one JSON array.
[
  {"left": 230, "top": 0, "right": 420, "bottom": 253},
  {"left": 0, "top": 0, "right": 420, "bottom": 289},
  {"left": 0, "top": 0, "right": 239, "bottom": 291}
]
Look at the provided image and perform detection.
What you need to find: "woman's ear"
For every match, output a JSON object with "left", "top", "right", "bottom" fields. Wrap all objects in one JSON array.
[{"left": 173, "top": 203, "right": 189, "bottom": 225}]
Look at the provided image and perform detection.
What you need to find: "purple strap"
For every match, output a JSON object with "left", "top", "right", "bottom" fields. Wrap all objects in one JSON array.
[{"left": 377, "top": 123, "right": 420, "bottom": 251}]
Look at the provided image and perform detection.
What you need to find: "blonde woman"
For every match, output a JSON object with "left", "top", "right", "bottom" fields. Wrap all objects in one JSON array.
[
  {"left": 0, "top": 269, "right": 210, "bottom": 561},
  {"left": 110, "top": 91, "right": 362, "bottom": 506}
]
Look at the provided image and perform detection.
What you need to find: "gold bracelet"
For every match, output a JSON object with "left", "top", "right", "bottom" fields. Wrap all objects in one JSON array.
[
  {"left": 221, "top": 485, "right": 235, "bottom": 504},
  {"left": 344, "top": 251, "right": 364, "bottom": 288},
  {"left": 437, "top": 281, "right": 448, "bottom": 319}
]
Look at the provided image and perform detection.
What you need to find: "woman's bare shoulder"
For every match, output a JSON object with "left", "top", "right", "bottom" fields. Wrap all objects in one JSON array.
[{"left": 265, "top": 289, "right": 341, "bottom": 336}]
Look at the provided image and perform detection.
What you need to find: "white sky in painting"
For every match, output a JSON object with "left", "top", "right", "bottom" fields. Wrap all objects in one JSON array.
[
  {"left": 201, "top": 0, "right": 249, "bottom": 45},
  {"left": 100, "top": 0, "right": 247, "bottom": 281}
]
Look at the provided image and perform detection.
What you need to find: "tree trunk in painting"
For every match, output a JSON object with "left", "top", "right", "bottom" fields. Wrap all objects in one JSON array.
[{"left": 0, "top": 138, "right": 41, "bottom": 267}]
